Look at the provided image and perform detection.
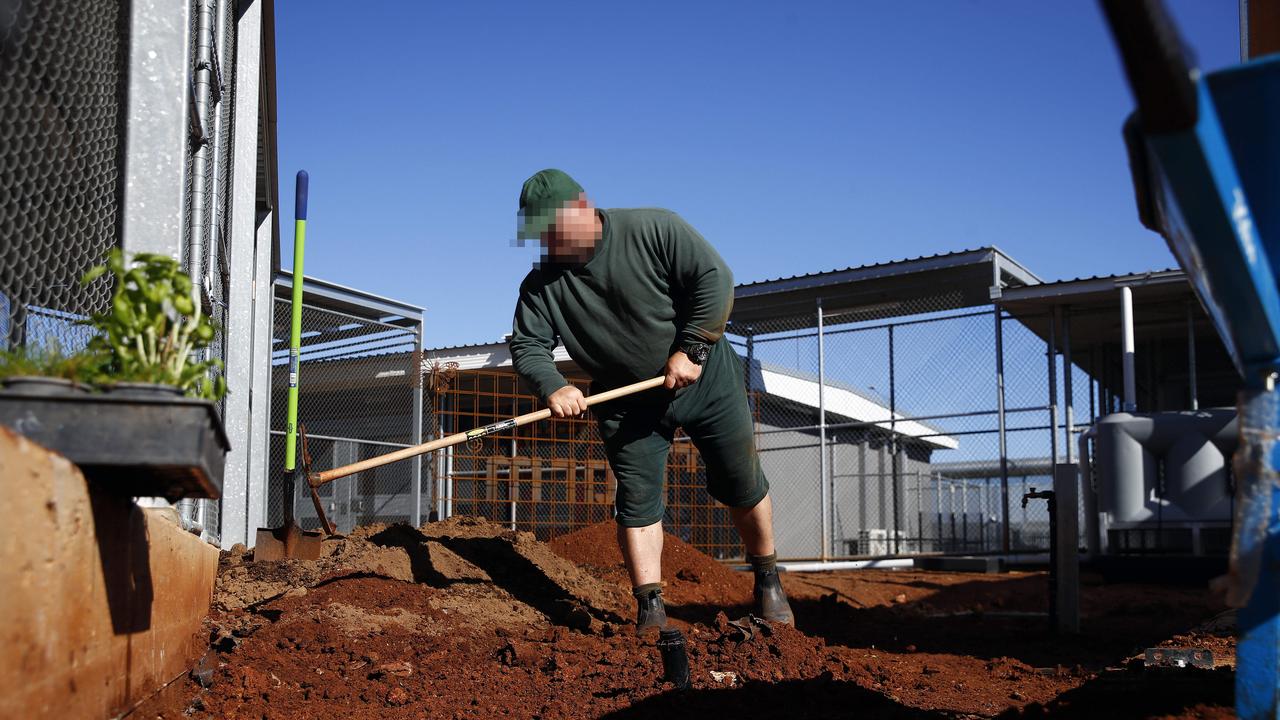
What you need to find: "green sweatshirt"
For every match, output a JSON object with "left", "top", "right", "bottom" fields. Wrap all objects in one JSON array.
[{"left": 510, "top": 208, "right": 734, "bottom": 399}]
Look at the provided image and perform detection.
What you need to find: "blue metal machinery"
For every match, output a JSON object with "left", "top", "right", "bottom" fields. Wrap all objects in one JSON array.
[{"left": 1101, "top": 1, "right": 1279, "bottom": 716}]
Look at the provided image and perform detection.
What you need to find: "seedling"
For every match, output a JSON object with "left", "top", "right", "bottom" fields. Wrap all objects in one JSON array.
[{"left": 82, "top": 249, "right": 226, "bottom": 400}]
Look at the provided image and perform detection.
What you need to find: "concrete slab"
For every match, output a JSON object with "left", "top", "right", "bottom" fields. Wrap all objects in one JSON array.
[{"left": 0, "top": 426, "right": 219, "bottom": 719}]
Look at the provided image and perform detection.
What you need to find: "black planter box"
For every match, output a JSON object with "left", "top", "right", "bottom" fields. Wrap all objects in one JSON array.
[{"left": 0, "top": 389, "right": 229, "bottom": 500}]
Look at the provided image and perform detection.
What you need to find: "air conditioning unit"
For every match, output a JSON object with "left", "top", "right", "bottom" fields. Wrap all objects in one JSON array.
[{"left": 854, "top": 529, "right": 907, "bottom": 556}]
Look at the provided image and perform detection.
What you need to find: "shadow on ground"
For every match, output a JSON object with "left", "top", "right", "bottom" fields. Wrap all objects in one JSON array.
[
  {"left": 995, "top": 666, "right": 1234, "bottom": 718},
  {"left": 667, "top": 572, "right": 1222, "bottom": 670},
  {"left": 597, "top": 677, "right": 946, "bottom": 719}
]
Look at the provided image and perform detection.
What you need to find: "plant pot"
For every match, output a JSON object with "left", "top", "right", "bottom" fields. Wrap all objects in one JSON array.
[
  {"left": 0, "top": 390, "right": 229, "bottom": 500},
  {"left": 105, "top": 381, "right": 184, "bottom": 400},
  {"left": 1, "top": 376, "right": 89, "bottom": 397}
]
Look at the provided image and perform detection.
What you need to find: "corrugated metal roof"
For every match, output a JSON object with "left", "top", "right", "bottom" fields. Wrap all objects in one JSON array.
[
  {"left": 734, "top": 246, "right": 1042, "bottom": 293},
  {"left": 737, "top": 247, "right": 988, "bottom": 289},
  {"left": 1024, "top": 268, "right": 1182, "bottom": 287}
]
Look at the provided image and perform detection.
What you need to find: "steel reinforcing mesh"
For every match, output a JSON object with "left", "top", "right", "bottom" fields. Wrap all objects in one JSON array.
[{"left": 0, "top": 0, "right": 125, "bottom": 349}]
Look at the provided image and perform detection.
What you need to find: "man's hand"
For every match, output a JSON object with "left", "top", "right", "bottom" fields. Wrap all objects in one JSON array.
[
  {"left": 547, "top": 384, "right": 588, "bottom": 418},
  {"left": 664, "top": 351, "right": 702, "bottom": 390}
]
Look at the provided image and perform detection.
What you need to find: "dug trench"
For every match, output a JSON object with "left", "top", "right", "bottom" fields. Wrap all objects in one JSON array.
[{"left": 127, "top": 517, "right": 1235, "bottom": 719}]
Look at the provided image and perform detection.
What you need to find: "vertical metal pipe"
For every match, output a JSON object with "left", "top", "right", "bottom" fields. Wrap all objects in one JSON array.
[
  {"left": 995, "top": 305, "right": 1011, "bottom": 552},
  {"left": 204, "top": 0, "right": 228, "bottom": 301},
  {"left": 1049, "top": 306, "right": 1060, "bottom": 465},
  {"left": 1187, "top": 302, "right": 1199, "bottom": 410},
  {"left": 189, "top": 0, "right": 215, "bottom": 306},
  {"left": 1089, "top": 344, "right": 1098, "bottom": 422},
  {"left": 510, "top": 434, "right": 518, "bottom": 531},
  {"left": 411, "top": 326, "right": 424, "bottom": 526},
  {"left": 1121, "top": 287, "right": 1137, "bottom": 411},
  {"left": 948, "top": 482, "right": 956, "bottom": 550},
  {"left": 817, "top": 298, "right": 829, "bottom": 561},
  {"left": 916, "top": 471, "right": 924, "bottom": 553},
  {"left": 935, "top": 472, "right": 943, "bottom": 551},
  {"left": 1063, "top": 307, "right": 1075, "bottom": 465},
  {"left": 445, "top": 448, "right": 454, "bottom": 518},
  {"left": 889, "top": 324, "right": 899, "bottom": 555}
]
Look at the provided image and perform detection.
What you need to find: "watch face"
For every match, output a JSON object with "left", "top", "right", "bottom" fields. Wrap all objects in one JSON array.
[{"left": 687, "top": 344, "right": 710, "bottom": 364}]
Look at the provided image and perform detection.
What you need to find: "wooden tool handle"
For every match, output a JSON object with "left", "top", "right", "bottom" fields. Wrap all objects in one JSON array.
[{"left": 310, "top": 376, "right": 666, "bottom": 486}]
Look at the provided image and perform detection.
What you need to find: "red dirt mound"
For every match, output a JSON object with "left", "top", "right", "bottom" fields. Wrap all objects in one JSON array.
[
  {"left": 127, "top": 517, "right": 1235, "bottom": 719},
  {"left": 548, "top": 521, "right": 752, "bottom": 608}
]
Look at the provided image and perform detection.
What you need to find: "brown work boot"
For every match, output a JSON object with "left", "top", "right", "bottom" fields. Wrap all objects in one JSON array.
[
  {"left": 749, "top": 553, "right": 794, "bottom": 625},
  {"left": 633, "top": 583, "right": 667, "bottom": 634}
]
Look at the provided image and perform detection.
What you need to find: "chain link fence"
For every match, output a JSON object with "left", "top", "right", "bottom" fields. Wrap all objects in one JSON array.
[
  {"left": 728, "top": 295, "right": 1092, "bottom": 560},
  {"left": 418, "top": 291, "right": 1101, "bottom": 563},
  {"left": 0, "top": 0, "right": 240, "bottom": 544},
  {"left": 0, "top": 0, "right": 125, "bottom": 352},
  {"left": 267, "top": 297, "right": 423, "bottom": 534}
]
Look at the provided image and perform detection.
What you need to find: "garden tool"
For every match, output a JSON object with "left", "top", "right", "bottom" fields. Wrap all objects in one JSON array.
[
  {"left": 305, "top": 376, "right": 667, "bottom": 493},
  {"left": 255, "top": 171, "right": 328, "bottom": 561}
]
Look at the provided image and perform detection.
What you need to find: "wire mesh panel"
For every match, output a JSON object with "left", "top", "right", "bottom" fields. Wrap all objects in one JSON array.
[
  {"left": 728, "top": 296, "right": 1079, "bottom": 560},
  {"left": 0, "top": 0, "right": 126, "bottom": 351},
  {"left": 428, "top": 368, "right": 743, "bottom": 559},
  {"left": 267, "top": 298, "right": 422, "bottom": 533}
]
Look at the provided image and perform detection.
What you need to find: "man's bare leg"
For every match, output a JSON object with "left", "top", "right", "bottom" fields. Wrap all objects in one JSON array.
[
  {"left": 619, "top": 521, "right": 667, "bottom": 632},
  {"left": 729, "top": 492, "right": 776, "bottom": 557},
  {"left": 618, "top": 521, "right": 664, "bottom": 586},
  {"left": 730, "top": 493, "right": 794, "bottom": 624}
]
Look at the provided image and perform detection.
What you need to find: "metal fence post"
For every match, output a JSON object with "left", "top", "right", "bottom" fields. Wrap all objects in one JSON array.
[
  {"left": 1063, "top": 307, "right": 1075, "bottom": 466},
  {"left": 817, "top": 298, "right": 829, "bottom": 561},
  {"left": 995, "top": 305, "right": 1011, "bottom": 552},
  {"left": 219, "top": 0, "right": 266, "bottom": 548},
  {"left": 122, "top": 0, "right": 192, "bottom": 261},
  {"left": 916, "top": 470, "right": 924, "bottom": 553},
  {"left": 1049, "top": 306, "right": 1060, "bottom": 466},
  {"left": 889, "top": 324, "right": 899, "bottom": 555},
  {"left": 935, "top": 472, "right": 943, "bottom": 551},
  {"left": 411, "top": 324, "right": 424, "bottom": 527}
]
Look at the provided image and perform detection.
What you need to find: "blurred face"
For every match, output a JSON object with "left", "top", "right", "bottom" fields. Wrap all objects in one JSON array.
[{"left": 542, "top": 194, "right": 599, "bottom": 263}]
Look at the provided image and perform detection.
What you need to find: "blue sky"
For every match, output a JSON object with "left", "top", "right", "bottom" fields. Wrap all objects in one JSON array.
[{"left": 274, "top": 1, "right": 1240, "bottom": 350}]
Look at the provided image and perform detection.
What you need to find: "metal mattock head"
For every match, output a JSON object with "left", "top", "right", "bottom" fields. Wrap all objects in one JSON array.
[
  {"left": 298, "top": 422, "right": 336, "bottom": 535},
  {"left": 299, "top": 422, "right": 313, "bottom": 475}
]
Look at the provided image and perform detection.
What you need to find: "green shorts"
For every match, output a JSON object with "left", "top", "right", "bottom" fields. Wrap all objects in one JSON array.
[{"left": 594, "top": 339, "right": 769, "bottom": 527}]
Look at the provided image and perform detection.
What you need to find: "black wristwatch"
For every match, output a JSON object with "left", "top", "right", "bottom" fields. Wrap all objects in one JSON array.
[{"left": 681, "top": 342, "right": 711, "bottom": 366}]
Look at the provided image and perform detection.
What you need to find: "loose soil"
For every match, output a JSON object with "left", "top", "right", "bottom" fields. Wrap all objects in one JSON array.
[{"left": 128, "top": 519, "right": 1235, "bottom": 719}]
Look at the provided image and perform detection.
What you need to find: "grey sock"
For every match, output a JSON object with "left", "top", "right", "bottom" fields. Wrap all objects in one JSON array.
[
  {"left": 633, "top": 582, "right": 663, "bottom": 598},
  {"left": 748, "top": 552, "right": 778, "bottom": 574}
]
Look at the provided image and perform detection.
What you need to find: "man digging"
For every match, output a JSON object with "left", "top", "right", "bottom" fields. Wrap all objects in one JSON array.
[{"left": 508, "top": 168, "right": 794, "bottom": 633}]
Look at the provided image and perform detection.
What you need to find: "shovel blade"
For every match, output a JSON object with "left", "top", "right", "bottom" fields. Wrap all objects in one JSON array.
[{"left": 253, "top": 521, "right": 325, "bottom": 561}]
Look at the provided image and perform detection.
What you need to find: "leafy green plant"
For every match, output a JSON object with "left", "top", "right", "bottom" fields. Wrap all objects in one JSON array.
[
  {"left": 0, "top": 342, "right": 101, "bottom": 385},
  {"left": 82, "top": 249, "right": 227, "bottom": 400}
]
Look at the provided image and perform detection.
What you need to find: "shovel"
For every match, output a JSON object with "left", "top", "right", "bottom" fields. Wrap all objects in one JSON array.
[
  {"left": 302, "top": 375, "right": 668, "bottom": 529},
  {"left": 255, "top": 424, "right": 330, "bottom": 560},
  {"left": 254, "top": 170, "right": 329, "bottom": 561}
]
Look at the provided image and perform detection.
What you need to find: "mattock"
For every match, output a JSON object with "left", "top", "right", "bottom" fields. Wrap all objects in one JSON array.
[
  {"left": 305, "top": 376, "right": 667, "bottom": 494},
  {"left": 300, "top": 424, "right": 336, "bottom": 535}
]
